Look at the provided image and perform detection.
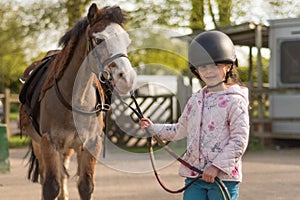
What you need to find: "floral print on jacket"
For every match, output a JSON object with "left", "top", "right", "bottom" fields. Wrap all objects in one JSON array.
[{"left": 149, "top": 84, "right": 249, "bottom": 182}]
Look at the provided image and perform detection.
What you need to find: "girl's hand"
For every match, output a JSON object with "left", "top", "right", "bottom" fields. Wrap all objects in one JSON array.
[
  {"left": 138, "top": 118, "right": 153, "bottom": 129},
  {"left": 202, "top": 165, "right": 220, "bottom": 183}
]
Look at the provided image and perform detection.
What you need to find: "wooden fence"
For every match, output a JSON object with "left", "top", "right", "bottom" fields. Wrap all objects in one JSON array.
[
  {"left": 0, "top": 88, "right": 19, "bottom": 138},
  {"left": 250, "top": 87, "right": 300, "bottom": 139}
]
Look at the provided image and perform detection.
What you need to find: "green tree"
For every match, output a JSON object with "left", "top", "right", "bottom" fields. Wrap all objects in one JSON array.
[
  {"left": 125, "top": 0, "right": 190, "bottom": 29},
  {"left": 62, "top": 0, "right": 91, "bottom": 28},
  {"left": 0, "top": 1, "right": 66, "bottom": 92},
  {"left": 207, "top": 0, "right": 232, "bottom": 28},
  {"left": 268, "top": 0, "right": 300, "bottom": 18},
  {"left": 190, "top": 0, "right": 205, "bottom": 31},
  {"left": 0, "top": 0, "right": 92, "bottom": 92},
  {"left": 0, "top": 3, "right": 30, "bottom": 92}
]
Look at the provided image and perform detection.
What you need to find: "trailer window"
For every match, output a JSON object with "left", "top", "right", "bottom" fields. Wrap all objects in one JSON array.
[{"left": 281, "top": 40, "right": 300, "bottom": 83}]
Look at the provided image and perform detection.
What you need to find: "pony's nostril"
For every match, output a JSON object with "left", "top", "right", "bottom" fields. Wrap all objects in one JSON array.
[{"left": 119, "top": 72, "right": 124, "bottom": 78}]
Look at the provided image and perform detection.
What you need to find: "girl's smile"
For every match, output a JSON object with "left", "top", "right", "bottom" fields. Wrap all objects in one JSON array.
[{"left": 197, "top": 63, "right": 231, "bottom": 90}]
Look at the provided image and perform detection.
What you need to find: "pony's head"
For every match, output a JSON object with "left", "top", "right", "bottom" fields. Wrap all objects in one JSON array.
[{"left": 86, "top": 4, "right": 136, "bottom": 95}]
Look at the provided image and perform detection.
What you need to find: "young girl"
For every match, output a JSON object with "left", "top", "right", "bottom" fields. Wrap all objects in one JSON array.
[{"left": 139, "top": 31, "right": 249, "bottom": 200}]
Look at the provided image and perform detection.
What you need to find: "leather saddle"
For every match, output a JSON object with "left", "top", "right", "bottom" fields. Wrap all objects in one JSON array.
[{"left": 19, "top": 54, "right": 58, "bottom": 133}]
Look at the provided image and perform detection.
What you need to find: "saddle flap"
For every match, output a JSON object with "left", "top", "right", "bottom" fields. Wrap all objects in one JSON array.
[{"left": 19, "top": 54, "right": 57, "bottom": 105}]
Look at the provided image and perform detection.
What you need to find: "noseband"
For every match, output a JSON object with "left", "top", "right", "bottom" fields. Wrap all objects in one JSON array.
[
  {"left": 87, "top": 37, "right": 129, "bottom": 84},
  {"left": 98, "top": 53, "right": 128, "bottom": 83}
]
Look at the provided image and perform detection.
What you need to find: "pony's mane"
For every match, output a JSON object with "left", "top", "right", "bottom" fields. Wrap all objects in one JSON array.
[{"left": 58, "top": 18, "right": 89, "bottom": 49}]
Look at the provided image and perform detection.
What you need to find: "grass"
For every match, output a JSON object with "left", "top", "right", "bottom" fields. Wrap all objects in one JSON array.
[
  {"left": 8, "top": 135, "right": 31, "bottom": 148},
  {"left": 10, "top": 112, "right": 19, "bottom": 120}
]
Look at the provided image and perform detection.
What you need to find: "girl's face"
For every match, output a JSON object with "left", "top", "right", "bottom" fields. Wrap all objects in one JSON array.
[{"left": 197, "top": 63, "right": 231, "bottom": 87}]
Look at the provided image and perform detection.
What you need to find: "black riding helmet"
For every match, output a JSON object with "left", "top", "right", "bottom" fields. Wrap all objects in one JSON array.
[{"left": 188, "top": 31, "right": 238, "bottom": 81}]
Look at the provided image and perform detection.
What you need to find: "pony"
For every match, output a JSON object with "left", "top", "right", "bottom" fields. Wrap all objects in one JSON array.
[{"left": 19, "top": 4, "right": 136, "bottom": 200}]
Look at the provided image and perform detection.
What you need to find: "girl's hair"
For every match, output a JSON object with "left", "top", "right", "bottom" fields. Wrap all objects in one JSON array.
[{"left": 225, "top": 64, "right": 244, "bottom": 86}]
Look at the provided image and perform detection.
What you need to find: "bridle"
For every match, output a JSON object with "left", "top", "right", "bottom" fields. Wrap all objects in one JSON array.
[{"left": 54, "top": 24, "right": 130, "bottom": 115}]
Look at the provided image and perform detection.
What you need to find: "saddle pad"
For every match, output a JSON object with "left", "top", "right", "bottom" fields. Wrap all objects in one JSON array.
[{"left": 19, "top": 54, "right": 57, "bottom": 105}]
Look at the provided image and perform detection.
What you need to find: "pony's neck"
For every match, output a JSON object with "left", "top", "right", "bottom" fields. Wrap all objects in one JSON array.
[
  {"left": 65, "top": 34, "right": 89, "bottom": 79},
  {"left": 59, "top": 33, "right": 94, "bottom": 101}
]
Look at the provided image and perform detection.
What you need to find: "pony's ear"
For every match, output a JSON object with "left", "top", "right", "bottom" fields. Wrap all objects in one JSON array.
[
  {"left": 111, "top": 6, "right": 124, "bottom": 24},
  {"left": 103, "top": 6, "right": 125, "bottom": 24},
  {"left": 87, "top": 3, "right": 98, "bottom": 25}
]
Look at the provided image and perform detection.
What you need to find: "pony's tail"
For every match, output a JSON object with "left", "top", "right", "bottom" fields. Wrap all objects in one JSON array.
[{"left": 25, "top": 142, "right": 39, "bottom": 183}]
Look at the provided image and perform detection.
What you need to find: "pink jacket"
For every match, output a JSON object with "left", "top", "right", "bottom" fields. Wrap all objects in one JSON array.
[{"left": 149, "top": 84, "right": 249, "bottom": 182}]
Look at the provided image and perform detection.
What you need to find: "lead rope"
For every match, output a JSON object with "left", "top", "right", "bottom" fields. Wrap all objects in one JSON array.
[{"left": 111, "top": 87, "right": 231, "bottom": 199}]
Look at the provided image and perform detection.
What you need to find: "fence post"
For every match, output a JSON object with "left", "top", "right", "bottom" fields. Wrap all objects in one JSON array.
[
  {"left": 4, "top": 88, "right": 11, "bottom": 138},
  {"left": 255, "top": 24, "right": 264, "bottom": 140},
  {"left": 0, "top": 124, "right": 10, "bottom": 173}
]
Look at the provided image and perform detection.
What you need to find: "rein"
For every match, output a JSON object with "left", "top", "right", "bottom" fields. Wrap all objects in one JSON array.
[{"left": 113, "top": 90, "right": 231, "bottom": 199}]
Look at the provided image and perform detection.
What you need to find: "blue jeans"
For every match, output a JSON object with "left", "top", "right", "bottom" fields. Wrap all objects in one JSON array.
[{"left": 183, "top": 178, "right": 239, "bottom": 200}]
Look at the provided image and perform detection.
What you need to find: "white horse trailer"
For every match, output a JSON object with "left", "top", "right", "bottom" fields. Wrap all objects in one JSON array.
[{"left": 269, "top": 18, "right": 300, "bottom": 134}]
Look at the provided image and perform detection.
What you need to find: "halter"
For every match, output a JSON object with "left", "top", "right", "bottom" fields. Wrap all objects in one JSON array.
[
  {"left": 87, "top": 36, "right": 129, "bottom": 84},
  {"left": 53, "top": 30, "right": 129, "bottom": 115}
]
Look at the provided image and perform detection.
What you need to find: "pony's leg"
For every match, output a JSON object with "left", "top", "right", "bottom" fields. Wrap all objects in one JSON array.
[
  {"left": 58, "top": 149, "right": 74, "bottom": 200},
  {"left": 76, "top": 146, "right": 100, "bottom": 200},
  {"left": 40, "top": 134, "right": 61, "bottom": 200},
  {"left": 31, "top": 140, "right": 45, "bottom": 184}
]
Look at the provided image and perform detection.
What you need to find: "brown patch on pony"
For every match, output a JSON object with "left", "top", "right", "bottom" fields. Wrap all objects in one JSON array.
[{"left": 19, "top": 104, "right": 31, "bottom": 131}]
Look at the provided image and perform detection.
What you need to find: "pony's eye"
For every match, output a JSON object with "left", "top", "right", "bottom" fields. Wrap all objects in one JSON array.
[{"left": 95, "top": 38, "right": 104, "bottom": 45}]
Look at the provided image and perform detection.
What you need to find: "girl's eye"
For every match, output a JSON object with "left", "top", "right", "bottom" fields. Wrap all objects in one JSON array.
[{"left": 95, "top": 38, "right": 104, "bottom": 45}]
